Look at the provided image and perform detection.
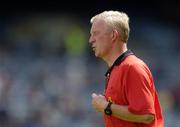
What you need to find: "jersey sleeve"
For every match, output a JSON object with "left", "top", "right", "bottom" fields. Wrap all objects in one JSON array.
[{"left": 126, "top": 63, "right": 155, "bottom": 115}]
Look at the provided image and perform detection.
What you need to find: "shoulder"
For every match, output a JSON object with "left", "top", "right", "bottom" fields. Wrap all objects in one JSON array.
[
  {"left": 121, "top": 55, "right": 151, "bottom": 74},
  {"left": 121, "top": 55, "right": 146, "bottom": 67}
]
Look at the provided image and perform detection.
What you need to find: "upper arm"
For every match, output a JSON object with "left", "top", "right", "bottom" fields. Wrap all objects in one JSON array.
[{"left": 126, "top": 64, "right": 155, "bottom": 115}]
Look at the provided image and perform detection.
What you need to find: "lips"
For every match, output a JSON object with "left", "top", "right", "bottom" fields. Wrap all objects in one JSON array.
[{"left": 92, "top": 46, "right": 96, "bottom": 51}]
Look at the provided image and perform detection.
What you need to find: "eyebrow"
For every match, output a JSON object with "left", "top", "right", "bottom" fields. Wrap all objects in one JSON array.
[{"left": 91, "top": 31, "right": 99, "bottom": 36}]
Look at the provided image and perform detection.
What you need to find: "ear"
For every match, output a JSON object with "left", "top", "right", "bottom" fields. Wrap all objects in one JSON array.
[{"left": 111, "top": 30, "right": 119, "bottom": 42}]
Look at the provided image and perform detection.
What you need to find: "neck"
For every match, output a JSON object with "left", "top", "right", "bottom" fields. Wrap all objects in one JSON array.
[{"left": 104, "top": 44, "right": 127, "bottom": 67}]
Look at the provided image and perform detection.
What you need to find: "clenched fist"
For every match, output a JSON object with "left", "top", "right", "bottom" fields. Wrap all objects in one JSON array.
[{"left": 91, "top": 93, "right": 108, "bottom": 112}]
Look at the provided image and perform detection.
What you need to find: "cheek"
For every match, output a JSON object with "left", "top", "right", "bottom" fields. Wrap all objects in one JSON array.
[
  {"left": 102, "top": 37, "right": 111, "bottom": 47},
  {"left": 97, "top": 35, "right": 110, "bottom": 49},
  {"left": 98, "top": 42, "right": 110, "bottom": 55}
]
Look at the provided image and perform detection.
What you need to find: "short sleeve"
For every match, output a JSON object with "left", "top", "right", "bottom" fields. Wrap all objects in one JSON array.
[{"left": 126, "top": 64, "right": 155, "bottom": 115}]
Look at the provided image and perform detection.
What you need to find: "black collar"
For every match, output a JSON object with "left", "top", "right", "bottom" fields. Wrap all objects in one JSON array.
[{"left": 105, "top": 50, "right": 134, "bottom": 77}]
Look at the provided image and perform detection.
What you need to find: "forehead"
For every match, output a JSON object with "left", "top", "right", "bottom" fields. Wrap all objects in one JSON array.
[{"left": 91, "top": 19, "right": 107, "bottom": 32}]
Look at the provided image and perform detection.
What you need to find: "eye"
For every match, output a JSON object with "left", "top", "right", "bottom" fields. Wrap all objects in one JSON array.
[{"left": 93, "top": 31, "right": 99, "bottom": 36}]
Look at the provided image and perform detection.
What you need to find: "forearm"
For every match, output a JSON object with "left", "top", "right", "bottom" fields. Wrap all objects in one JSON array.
[
  {"left": 111, "top": 103, "right": 154, "bottom": 124},
  {"left": 91, "top": 93, "right": 154, "bottom": 124}
]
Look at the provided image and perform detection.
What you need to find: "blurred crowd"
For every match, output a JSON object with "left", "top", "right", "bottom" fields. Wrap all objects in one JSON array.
[{"left": 0, "top": 13, "right": 179, "bottom": 127}]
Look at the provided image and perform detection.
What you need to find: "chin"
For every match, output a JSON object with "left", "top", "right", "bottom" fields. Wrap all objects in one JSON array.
[
  {"left": 94, "top": 51, "right": 102, "bottom": 58},
  {"left": 94, "top": 54, "right": 98, "bottom": 57},
  {"left": 95, "top": 54, "right": 102, "bottom": 58},
  {"left": 94, "top": 52, "right": 99, "bottom": 57}
]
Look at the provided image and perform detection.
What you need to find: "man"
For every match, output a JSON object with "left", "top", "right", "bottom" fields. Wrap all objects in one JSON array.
[{"left": 89, "top": 10, "right": 164, "bottom": 127}]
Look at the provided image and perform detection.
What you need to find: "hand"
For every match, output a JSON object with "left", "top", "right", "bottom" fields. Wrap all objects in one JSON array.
[{"left": 91, "top": 93, "right": 108, "bottom": 112}]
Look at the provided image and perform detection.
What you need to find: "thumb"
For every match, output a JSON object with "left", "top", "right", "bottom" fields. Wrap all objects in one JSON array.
[
  {"left": 92, "top": 93, "right": 97, "bottom": 98},
  {"left": 99, "top": 94, "right": 105, "bottom": 97}
]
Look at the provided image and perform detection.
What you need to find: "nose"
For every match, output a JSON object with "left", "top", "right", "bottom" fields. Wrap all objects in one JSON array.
[{"left": 89, "top": 35, "right": 95, "bottom": 44}]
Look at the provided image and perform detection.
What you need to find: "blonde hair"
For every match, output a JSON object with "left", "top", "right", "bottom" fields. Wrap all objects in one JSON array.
[{"left": 90, "top": 10, "right": 130, "bottom": 43}]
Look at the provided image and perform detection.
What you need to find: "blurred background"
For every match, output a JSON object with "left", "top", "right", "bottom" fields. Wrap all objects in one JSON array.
[{"left": 0, "top": 1, "right": 179, "bottom": 127}]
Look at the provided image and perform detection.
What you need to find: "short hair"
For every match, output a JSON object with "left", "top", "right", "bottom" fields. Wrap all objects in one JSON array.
[{"left": 90, "top": 10, "right": 130, "bottom": 43}]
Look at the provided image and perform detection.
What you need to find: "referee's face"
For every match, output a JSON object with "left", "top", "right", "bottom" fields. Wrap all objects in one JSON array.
[{"left": 89, "top": 19, "right": 112, "bottom": 59}]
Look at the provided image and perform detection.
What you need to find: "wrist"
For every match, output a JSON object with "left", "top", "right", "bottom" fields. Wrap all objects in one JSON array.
[
  {"left": 104, "top": 101, "right": 113, "bottom": 115},
  {"left": 101, "top": 101, "right": 109, "bottom": 112}
]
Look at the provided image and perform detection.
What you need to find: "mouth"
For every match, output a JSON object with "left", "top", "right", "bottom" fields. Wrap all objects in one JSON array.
[{"left": 92, "top": 47, "right": 96, "bottom": 52}]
